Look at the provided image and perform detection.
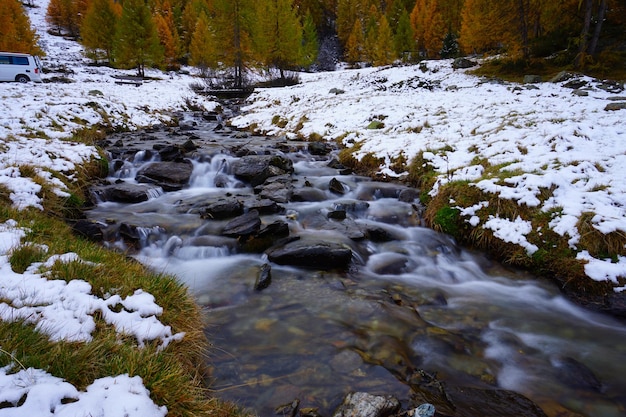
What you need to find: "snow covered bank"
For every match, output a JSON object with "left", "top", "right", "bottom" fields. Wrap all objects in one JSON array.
[
  {"left": 230, "top": 62, "right": 626, "bottom": 292},
  {"left": 0, "top": 2, "right": 217, "bottom": 415}
]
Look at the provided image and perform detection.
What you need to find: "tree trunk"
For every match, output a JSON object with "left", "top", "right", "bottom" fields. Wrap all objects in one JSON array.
[
  {"left": 575, "top": 0, "right": 593, "bottom": 68},
  {"left": 587, "top": 0, "right": 607, "bottom": 57},
  {"left": 517, "top": 0, "right": 529, "bottom": 58}
]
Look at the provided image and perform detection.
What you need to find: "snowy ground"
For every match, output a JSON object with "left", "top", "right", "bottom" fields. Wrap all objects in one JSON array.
[
  {"left": 0, "top": 1, "right": 215, "bottom": 415},
  {"left": 230, "top": 63, "right": 626, "bottom": 292},
  {"left": 1, "top": 0, "right": 625, "bottom": 415}
]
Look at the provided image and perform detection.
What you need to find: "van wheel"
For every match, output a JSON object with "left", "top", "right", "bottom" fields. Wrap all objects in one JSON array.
[{"left": 16, "top": 75, "right": 30, "bottom": 83}]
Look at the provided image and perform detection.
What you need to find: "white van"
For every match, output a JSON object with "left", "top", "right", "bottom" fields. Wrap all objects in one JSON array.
[{"left": 0, "top": 52, "right": 43, "bottom": 83}]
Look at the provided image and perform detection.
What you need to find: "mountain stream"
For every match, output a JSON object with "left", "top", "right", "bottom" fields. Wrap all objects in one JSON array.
[{"left": 85, "top": 112, "right": 626, "bottom": 417}]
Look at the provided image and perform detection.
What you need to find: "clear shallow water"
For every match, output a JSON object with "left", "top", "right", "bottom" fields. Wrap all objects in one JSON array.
[{"left": 88, "top": 135, "right": 626, "bottom": 417}]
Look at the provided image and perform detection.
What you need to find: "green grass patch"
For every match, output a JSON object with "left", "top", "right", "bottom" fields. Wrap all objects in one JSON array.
[
  {"left": 0, "top": 146, "right": 242, "bottom": 416},
  {"left": 0, "top": 207, "right": 243, "bottom": 417}
]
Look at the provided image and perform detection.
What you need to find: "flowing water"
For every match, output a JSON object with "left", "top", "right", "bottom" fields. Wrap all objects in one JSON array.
[{"left": 87, "top": 114, "right": 626, "bottom": 417}]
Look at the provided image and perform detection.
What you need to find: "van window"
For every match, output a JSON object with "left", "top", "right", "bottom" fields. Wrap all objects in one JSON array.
[
  {"left": 0, "top": 56, "right": 10, "bottom": 65},
  {"left": 12, "top": 56, "right": 29, "bottom": 65}
]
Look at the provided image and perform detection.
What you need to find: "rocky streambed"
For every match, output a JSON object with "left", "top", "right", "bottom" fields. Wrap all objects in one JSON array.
[{"left": 79, "top": 110, "right": 626, "bottom": 417}]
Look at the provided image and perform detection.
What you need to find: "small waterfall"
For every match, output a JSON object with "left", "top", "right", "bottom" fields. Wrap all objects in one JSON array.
[{"left": 189, "top": 155, "right": 240, "bottom": 188}]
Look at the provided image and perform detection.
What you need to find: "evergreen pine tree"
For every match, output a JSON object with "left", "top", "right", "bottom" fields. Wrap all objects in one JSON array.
[
  {"left": 394, "top": 9, "right": 414, "bottom": 62},
  {"left": 301, "top": 11, "right": 319, "bottom": 69},
  {"left": 439, "top": 31, "right": 458, "bottom": 58},
  {"left": 114, "top": 0, "right": 164, "bottom": 77}
]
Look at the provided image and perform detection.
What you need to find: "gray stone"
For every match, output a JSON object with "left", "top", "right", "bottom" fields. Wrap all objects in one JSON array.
[
  {"left": 605, "top": 102, "right": 626, "bottom": 111},
  {"left": 254, "top": 263, "right": 272, "bottom": 291},
  {"left": 452, "top": 57, "right": 477, "bottom": 69},
  {"left": 232, "top": 155, "right": 294, "bottom": 186},
  {"left": 523, "top": 75, "right": 542, "bottom": 84},
  {"left": 332, "top": 392, "right": 400, "bottom": 417},
  {"left": 221, "top": 210, "right": 261, "bottom": 238},
  {"left": 202, "top": 198, "right": 244, "bottom": 220},
  {"left": 266, "top": 239, "right": 353, "bottom": 270},
  {"left": 550, "top": 71, "right": 574, "bottom": 83},
  {"left": 136, "top": 160, "right": 193, "bottom": 191},
  {"left": 329, "top": 177, "right": 348, "bottom": 195},
  {"left": 90, "top": 182, "right": 161, "bottom": 204}
]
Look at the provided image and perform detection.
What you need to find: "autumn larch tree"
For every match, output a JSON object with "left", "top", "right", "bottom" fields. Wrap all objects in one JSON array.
[
  {"left": 80, "top": 0, "right": 121, "bottom": 64},
  {"left": 410, "top": 0, "right": 446, "bottom": 58},
  {"left": 252, "top": 0, "right": 304, "bottom": 80},
  {"left": 189, "top": 10, "right": 218, "bottom": 71},
  {"left": 0, "top": 0, "right": 42, "bottom": 54},
  {"left": 212, "top": 0, "right": 255, "bottom": 88},
  {"left": 114, "top": 0, "right": 164, "bottom": 77},
  {"left": 46, "top": 0, "right": 85, "bottom": 37}
]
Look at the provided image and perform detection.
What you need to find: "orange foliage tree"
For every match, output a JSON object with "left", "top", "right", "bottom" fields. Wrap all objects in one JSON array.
[{"left": 0, "top": 0, "right": 42, "bottom": 54}]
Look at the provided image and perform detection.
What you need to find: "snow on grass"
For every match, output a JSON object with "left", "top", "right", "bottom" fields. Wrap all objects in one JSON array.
[
  {"left": 0, "top": 2, "right": 212, "bottom": 415},
  {"left": 230, "top": 62, "right": 626, "bottom": 291},
  {"left": 0, "top": 367, "right": 167, "bottom": 417}
]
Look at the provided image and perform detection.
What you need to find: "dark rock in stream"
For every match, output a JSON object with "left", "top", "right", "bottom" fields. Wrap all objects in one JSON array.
[
  {"left": 71, "top": 219, "right": 105, "bottom": 241},
  {"left": 254, "top": 263, "right": 272, "bottom": 291},
  {"left": 136, "top": 160, "right": 193, "bottom": 191},
  {"left": 329, "top": 177, "right": 348, "bottom": 195},
  {"left": 291, "top": 187, "right": 327, "bottom": 202},
  {"left": 201, "top": 198, "right": 244, "bottom": 220},
  {"left": 308, "top": 141, "right": 331, "bottom": 156},
  {"left": 232, "top": 154, "right": 294, "bottom": 186},
  {"left": 255, "top": 175, "right": 294, "bottom": 203},
  {"left": 266, "top": 239, "right": 353, "bottom": 270},
  {"left": 221, "top": 209, "right": 261, "bottom": 238},
  {"left": 90, "top": 182, "right": 160, "bottom": 204}
]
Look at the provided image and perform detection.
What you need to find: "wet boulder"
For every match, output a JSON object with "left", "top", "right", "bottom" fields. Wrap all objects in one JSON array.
[
  {"left": 329, "top": 177, "right": 348, "bottom": 195},
  {"left": 242, "top": 220, "right": 290, "bottom": 253},
  {"left": 332, "top": 392, "right": 400, "bottom": 417},
  {"left": 266, "top": 238, "right": 353, "bottom": 270},
  {"left": 291, "top": 187, "right": 327, "bottom": 202},
  {"left": 254, "top": 263, "right": 272, "bottom": 291},
  {"left": 71, "top": 219, "right": 105, "bottom": 241},
  {"left": 221, "top": 210, "right": 261, "bottom": 238},
  {"left": 90, "top": 182, "right": 161, "bottom": 204},
  {"left": 308, "top": 141, "right": 331, "bottom": 156},
  {"left": 256, "top": 175, "right": 294, "bottom": 203},
  {"left": 136, "top": 160, "right": 193, "bottom": 191},
  {"left": 398, "top": 188, "right": 420, "bottom": 203},
  {"left": 232, "top": 155, "right": 294, "bottom": 186},
  {"left": 201, "top": 198, "right": 244, "bottom": 220}
]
